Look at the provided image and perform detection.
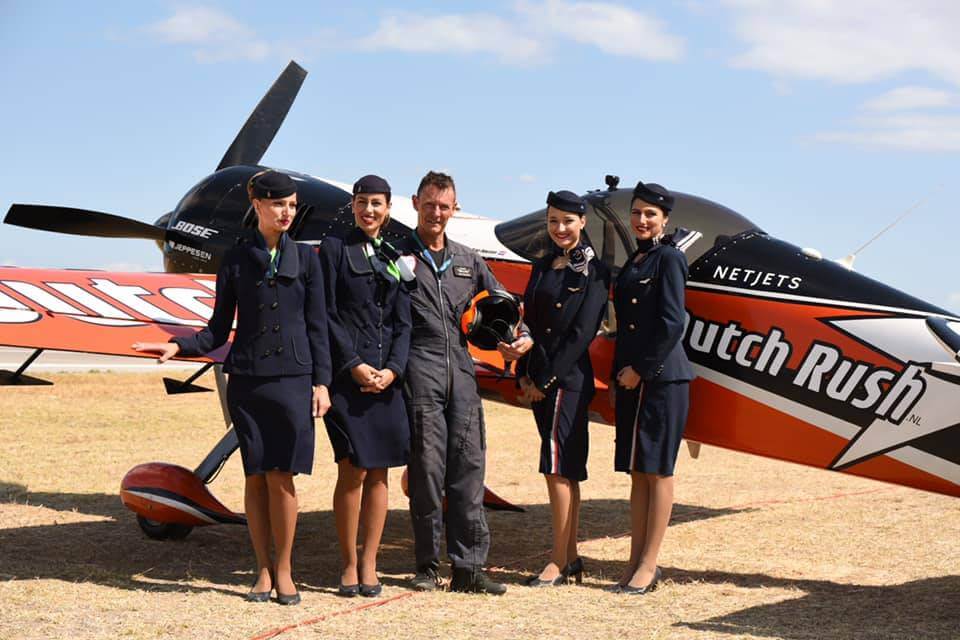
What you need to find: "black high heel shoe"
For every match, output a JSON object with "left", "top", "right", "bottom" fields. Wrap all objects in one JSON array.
[
  {"left": 561, "top": 557, "right": 584, "bottom": 585},
  {"left": 620, "top": 566, "right": 661, "bottom": 595},
  {"left": 524, "top": 572, "right": 565, "bottom": 587},
  {"left": 245, "top": 570, "right": 273, "bottom": 602},
  {"left": 245, "top": 588, "right": 272, "bottom": 603},
  {"left": 275, "top": 570, "right": 301, "bottom": 605},
  {"left": 276, "top": 588, "right": 301, "bottom": 605}
]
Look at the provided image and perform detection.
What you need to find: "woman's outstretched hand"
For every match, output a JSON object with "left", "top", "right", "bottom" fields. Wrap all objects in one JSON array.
[{"left": 132, "top": 341, "right": 180, "bottom": 363}]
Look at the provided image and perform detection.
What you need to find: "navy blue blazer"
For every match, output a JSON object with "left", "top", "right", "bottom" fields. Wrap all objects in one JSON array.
[
  {"left": 517, "top": 248, "right": 610, "bottom": 392},
  {"left": 172, "top": 232, "right": 332, "bottom": 386},
  {"left": 318, "top": 228, "right": 412, "bottom": 380},
  {"left": 613, "top": 242, "right": 693, "bottom": 382}
]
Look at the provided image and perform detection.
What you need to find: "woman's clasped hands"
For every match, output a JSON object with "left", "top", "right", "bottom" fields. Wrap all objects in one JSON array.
[{"left": 351, "top": 363, "right": 396, "bottom": 394}]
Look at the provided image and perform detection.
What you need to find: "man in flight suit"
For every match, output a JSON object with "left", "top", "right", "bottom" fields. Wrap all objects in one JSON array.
[{"left": 400, "top": 171, "right": 531, "bottom": 594}]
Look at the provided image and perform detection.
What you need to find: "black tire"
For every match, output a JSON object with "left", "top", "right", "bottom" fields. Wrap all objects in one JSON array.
[{"left": 136, "top": 515, "right": 193, "bottom": 540}]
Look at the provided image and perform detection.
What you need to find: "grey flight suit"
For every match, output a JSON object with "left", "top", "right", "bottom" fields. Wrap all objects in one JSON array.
[{"left": 399, "top": 232, "right": 515, "bottom": 570}]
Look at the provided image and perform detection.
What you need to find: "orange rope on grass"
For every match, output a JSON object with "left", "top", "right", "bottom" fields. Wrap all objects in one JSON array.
[{"left": 248, "top": 592, "right": 416, "bottom": 640}]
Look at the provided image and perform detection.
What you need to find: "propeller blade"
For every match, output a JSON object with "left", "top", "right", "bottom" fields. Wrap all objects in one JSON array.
[
  {"left": 4, "top": 204, "right": 166, "bottom": 241},
  {"left": 216, "top": 61, "right": 308, "bottom": 171}
]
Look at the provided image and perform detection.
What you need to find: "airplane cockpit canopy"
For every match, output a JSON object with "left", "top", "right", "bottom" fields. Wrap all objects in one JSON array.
[{"left": 495, "top": 187, "right": 760, "bottom": 272}]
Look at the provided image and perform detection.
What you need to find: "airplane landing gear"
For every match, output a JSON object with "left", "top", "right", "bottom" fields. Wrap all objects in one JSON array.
[
  {"left": 120, "top": 429, "right": 246, "bottom": 540},
  {"left": 136, "top": 515, "right": 193, "bottom": 540}
]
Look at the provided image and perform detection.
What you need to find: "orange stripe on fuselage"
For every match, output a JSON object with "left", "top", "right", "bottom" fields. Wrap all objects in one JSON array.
[{"left": 686, "top": 377, "right": 960, "bottom": 498}]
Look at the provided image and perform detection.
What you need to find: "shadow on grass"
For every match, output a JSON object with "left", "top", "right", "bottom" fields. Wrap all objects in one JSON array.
[
  {"left": 669, "top": 568, "right": 960, "bottom": 640},
  {"left": 5, "top": 481, "right": 956, "bottom": 638},
  {"left": 0, "top": 480, "right": 738, "bottom": 597},
  {"left": 1, "top": 481, "right": 128, "bottom": 520}
]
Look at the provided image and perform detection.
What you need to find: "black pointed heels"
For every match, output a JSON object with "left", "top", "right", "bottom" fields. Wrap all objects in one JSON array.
[
  {"left": 525, "top": 557, "right": 585, "bottom": 587},
  {"left": 619, "top": 566, "right": 661, "bottom": 595}
]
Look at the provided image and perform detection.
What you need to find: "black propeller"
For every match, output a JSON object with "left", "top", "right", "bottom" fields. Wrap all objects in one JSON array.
[
  {"left": 4, "top": 204, "right": 166, "bottom": 241},
  {"left": 216, "top": 61, "right": 307, "bottom": 170},
  {"left": 3, "top": 61, "right": 308, "bottom": 242},
  {"left": 927, "top": 317, "right": 960, "bottom": 360}
]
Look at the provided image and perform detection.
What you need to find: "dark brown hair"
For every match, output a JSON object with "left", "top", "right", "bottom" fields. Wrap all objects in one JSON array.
[{"left": 416, "top": 171, "right": 456, "bottom": 198}]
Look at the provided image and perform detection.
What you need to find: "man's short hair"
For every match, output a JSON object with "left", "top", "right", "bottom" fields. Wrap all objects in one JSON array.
[{"left": 416, "top": 171, "right": 456, "bottom": 197}]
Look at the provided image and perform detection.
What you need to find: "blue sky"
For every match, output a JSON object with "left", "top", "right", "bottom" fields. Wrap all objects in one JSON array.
[{"left": 1, "top": 1, "right": 958, "bottom": 310}]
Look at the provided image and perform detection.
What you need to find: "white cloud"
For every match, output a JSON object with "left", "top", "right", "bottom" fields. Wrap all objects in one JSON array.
[
  {"left": 814, "top": 114, "right": 960, "bottom": 152},
  {"left": 722, "top": 3, "right": 960, "bottom": 152},
  {"left": 357, "top": 12, "right": 544, "bottom": 64},
  {"left": 518, "top": 0, "right": 685, "bottom": 61},
  {"left": 146, "top": 7, "right": 271, "bottom": 63},
  {"left": 148, "top": 7, "right": 249, "bottom": 44},
  {"left": 723, "top": 1, "right": 960, "bottom": 86},
  {"left": 862, "top": 86, "right": 955, "bottom": 111},
  {"left": 1, "top": 259, "right": 16, "bottom": 267},
  {"left": 357, "top": 2, "right": 685, "bottom": 66}
]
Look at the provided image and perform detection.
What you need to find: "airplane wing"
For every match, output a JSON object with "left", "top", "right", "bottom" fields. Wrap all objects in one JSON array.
[{"left": 0, "top": 266, "right": 229, "bottom": 362}]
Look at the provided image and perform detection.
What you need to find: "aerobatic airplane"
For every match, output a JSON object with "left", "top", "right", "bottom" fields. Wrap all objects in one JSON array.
[{"left": 3, "top": 62, "right": 958, "bottom": 540}]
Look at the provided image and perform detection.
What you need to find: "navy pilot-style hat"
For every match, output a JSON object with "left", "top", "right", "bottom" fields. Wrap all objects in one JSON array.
[
  {"left": 546, "top": 190, "right": 587, "bottom": 215},
  {"left": 353, "top": 174, "right": 391, "bottom": 198},
  {"left": 632, "top": 181, "right": 674, "bottom": 213},
  {"left": 249, "top": 170, "right": 297, "bottom": 199}
]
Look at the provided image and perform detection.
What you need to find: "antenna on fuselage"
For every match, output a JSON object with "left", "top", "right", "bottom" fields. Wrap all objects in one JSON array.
[{"left": 839, "top": 183, "right": 943, "bottom": 269}]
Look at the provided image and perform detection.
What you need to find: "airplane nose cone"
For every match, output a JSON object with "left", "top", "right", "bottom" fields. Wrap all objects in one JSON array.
[
  {"left": 154, "top": 211, "right": 174, "bottom": 252},
  {"left": 154, "top": 211, "right": 173, "bottom": 229}
]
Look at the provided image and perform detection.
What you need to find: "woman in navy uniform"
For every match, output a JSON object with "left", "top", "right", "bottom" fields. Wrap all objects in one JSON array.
[
  {"left": 608, "top": 180, "right": 693, "bottom": 594},
  {"left": 517, "top": 190, "right": 609, "bottom": 587},
  {"left": 318, "top": 175, "right": 413, "bottom": 598},
  {"left": 134, "top": 170, "right": 332, "bottom": 606}
]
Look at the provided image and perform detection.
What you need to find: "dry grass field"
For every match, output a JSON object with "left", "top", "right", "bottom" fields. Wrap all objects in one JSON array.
[{"left": 1, "top": 372, "right": 957, "bottom": 640}]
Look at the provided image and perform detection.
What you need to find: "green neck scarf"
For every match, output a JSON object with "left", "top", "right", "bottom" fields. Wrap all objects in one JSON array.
[{"left": 367, "top": 236, "right": 401, "bottom": 282}]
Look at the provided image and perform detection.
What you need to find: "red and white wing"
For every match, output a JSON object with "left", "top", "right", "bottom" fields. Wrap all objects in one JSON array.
[{"left": 0, "top": 266, "right": 229, "bottom": 362}]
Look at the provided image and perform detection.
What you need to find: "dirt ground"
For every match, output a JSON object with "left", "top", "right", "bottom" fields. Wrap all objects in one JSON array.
[{"left": 0, "top": 372, "right": 957, "bottom": 640}]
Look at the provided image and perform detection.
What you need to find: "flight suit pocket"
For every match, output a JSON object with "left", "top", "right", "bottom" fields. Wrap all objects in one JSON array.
[{"left": 478, "top": 405, "right": 486, "bottom": 451}]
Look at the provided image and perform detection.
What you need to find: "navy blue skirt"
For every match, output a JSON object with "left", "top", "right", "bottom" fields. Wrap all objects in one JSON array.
[
  {"left": 532, "top": 387, "right": 591, "bottom": 481},
  {"left": 227, "top": 374, "right": 314, "bottom": 476},
  {"left": 324, "top": 381, "right": 409, "bottom": 469},
  {"left": 614, "top": 381, "right": 688, "bottom": 476}
]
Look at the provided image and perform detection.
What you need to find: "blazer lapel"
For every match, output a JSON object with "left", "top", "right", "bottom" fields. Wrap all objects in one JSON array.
[
  {"left": 275, "top": 233, "right": 300, "bottom": 279},
  {"left": 345, "top": 228, "right": 374, "bottom": 275},
  {"left": 247, "top": 231, "right": 271, "bottom": 273}
]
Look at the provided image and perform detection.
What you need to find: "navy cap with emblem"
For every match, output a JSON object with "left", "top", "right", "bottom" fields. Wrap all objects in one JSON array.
[
  {"left": 633, "top": 181, "right": 674, "bottom": 213},
  {"left": 353, "top": 174, "right": 391, "bottom": 197},
  {"left": 546, "top": 190, "right": 587, "bottom": 215},
  {"left": 250, "top": 170, "right": 297, "bottom": 199}
]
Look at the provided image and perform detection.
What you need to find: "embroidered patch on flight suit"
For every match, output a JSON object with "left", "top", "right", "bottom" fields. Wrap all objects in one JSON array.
[{"left": 453, "top": 265, "right": 473, "bottom": 278}]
